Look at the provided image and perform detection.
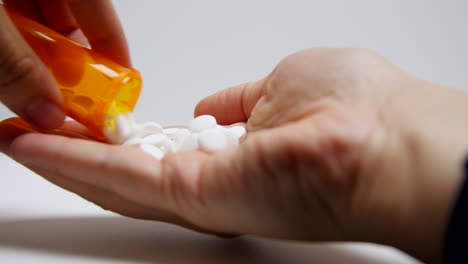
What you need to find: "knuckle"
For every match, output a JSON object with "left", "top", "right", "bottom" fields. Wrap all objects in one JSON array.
[
  {"left": 0, "top": 54, "right": 38, "bottom": 89},
  {"left": 339, "top": 47, "right": 381, "bottom": 66},
  {"left": 278, "top": 47, "right": 382, "bottom": 73},
  {"left": 273, "top": 47, "right": 388, "bottom": 91}
]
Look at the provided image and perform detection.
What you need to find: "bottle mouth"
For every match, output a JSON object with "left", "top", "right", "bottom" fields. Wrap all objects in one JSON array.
[{"left": 103, "top": 69, "right": 142, "bottom": 142}]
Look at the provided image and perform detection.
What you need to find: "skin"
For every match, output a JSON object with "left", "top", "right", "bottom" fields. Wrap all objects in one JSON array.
[
  {"left": 0, "top": 0, "right": 130, "bottom": 129},
  {"left": 1, "top": 47, "right": 467, "bottom": 263}
]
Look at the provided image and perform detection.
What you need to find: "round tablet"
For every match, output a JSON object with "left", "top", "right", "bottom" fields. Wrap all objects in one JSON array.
[
  {"left": 190, "top": 115, "right": 217, "bottom": 133},
  {"left": 198, "top": 128, "right": 228, "bottom": 152},
  {"left": 140, "top": 144, "right": 164, "bottom": 160}
]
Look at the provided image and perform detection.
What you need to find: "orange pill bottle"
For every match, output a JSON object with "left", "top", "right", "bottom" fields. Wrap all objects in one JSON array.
[{"left": 3, "top": 5, "right": 142, "bottom": 140}]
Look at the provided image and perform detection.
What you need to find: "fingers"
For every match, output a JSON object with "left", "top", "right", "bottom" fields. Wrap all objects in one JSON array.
[
  {"left": 58, "top": 121, "right": 96, "bottom": 139},
  {"left": 4, "top": 0, "right": 127, "bottom": 65},
  {"left": 0, "top": 7, "right": 65, "bottom": 129},
  {"left": 6, "top": 132, "right": 232, "bottom": 235},
  {"left": 26, "top": 164, "right": 180, "bottom": 222},
  {"left": 5, "top": 131, "right": 221, "bottom": 227},
  {"left": 0, "top": 117, "right": 95, "bottom": 154},
  {"left": 38, "top": 0, "right": 89, "bottom": 46},
  {"left": 3, "top": 0, "right": 44, "bottom": 22},
  {"left": 4, "top": 129, "right": 237, "bottom": 235},
  {"left": 36, "top": 0, "right": 89, "bottom": 46},
  {"left": 26, "top": 163, "right": 236, "bottom": 235},
  {"left": 0, "top": 117, "right": 38, "bottom": 153},
  {"left": 7, "top": 133, "right": 170, "bottom": 209},
  {"left": 0, "top": 0, "right": 128, "bottom": 131},
  {"left": 194, "top": 77, "right": 267, "bottom": 125},
  {"left": 8, "top": 0, "right": 80, "bottom": 38},
  {"left": 66, "top": 0, "right": 131, "bottom": 67},
  {"left": 37, "top": 0, "right": 79, "bottom": 37}
]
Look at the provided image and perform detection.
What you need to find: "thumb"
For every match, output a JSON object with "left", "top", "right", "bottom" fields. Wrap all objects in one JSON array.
[
  {"left": 194, "top": 76, "right": 268, "bottom": 125},
  {"left": 0, "top": 7, "right": 64, "bottom": 129}
]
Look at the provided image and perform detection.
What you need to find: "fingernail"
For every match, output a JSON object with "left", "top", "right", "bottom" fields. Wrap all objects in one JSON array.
[{"left": 26, "top": 99, "right": 65, "bottom": 130}]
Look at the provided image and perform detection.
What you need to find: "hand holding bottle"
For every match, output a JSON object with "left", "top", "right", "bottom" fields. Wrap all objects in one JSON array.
[{"left": 0, "top": 0, "right": 130, "bottom": 129}]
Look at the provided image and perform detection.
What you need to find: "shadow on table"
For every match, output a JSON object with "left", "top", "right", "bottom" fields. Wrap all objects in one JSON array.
[{"left": 0, "top": 216, "right": 415, "bottom": 264}]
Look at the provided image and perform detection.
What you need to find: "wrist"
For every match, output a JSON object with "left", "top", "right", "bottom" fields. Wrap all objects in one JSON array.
[
  {"left": 379, "top": 82, "right": 468, "bottom": 263},
  {"left": 346, "top": 80, "right": 468, "bottom": 263}
]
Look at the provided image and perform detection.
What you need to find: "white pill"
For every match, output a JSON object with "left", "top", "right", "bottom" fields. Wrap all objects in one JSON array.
[
  {"left": 142, "top": 133, "right": 166, "bottom": 145},
  {"left": 104, "top": 127, "right": 119, "bottom": 144},
  {"left": 134, "top": 122, "right": 163, "bottom": 138},
  {"left": 225, "top": 133, "right": 239, "bottom": 148},
  {"left": 198, "top": 128, "right": 228, "bottom": 152},
  {"left": 164, "top": 128, "right": 188, "bottom": 142},
  {"left": 216, "top": 125, "right": 238, "bottom": 147},
  {"left": 190, "top": 115, "right": 217, "bottom": 133},
  {"left": 117, "top": 112, "right": 136, "bottom": 126},
  {"left": 173, "top": 128, "right": 190, "bottom": 142},
  {"left": 122, "top": 137, "right": 144, "bottom": 147},
  {"left": 177, "top": 134, "right": 199, "bottom": 152},
  {"left": 226, "top": 126, "right": 246, "bottom": 141},
  {"left": 109, "top": 112, "right": 246, "bottom": 154},
  {"left": 141, "top": 134, "right": 175, "bottom": 153},
  {"left": 171, "top": 129, "right": 191, "bottom": 151},
  {"left": 215, "top": 124, "right": 229, "bottom": 132},
  {"left": 163, "top": 128, "right": 180, "bottom": 136},
  {"left": 140, "top": 144, "right": 164, "bottom": 160},
  {"left": 159, "top": 138, "right": 176, "bottom": 153},
  {"left": 112, "top": 113, "right": 136, "bottom": 143}
]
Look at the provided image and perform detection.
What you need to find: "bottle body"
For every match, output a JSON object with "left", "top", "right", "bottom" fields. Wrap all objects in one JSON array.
[{"left": 5, "top": 6, "right": 142, "bottom": 139}]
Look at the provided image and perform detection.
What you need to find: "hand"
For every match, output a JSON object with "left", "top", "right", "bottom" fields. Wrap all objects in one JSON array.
[
  {"left": 0, "top": 0, "right": 130, "bottom": 129},
  {"left": 2, "top": 48, "right": 467, "bottom": 264}
]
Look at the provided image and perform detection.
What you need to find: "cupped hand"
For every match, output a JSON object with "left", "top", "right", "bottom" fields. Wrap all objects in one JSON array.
[
  {"left": 2, "top": 48, "right": 468, "bottom": 264},
  {"left": 0, "top": 0, "right": 130, "bottom": 129}
]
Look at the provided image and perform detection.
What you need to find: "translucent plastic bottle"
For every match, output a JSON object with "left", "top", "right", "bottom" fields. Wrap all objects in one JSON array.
[{"left": 4, "top": 6, "right": 142, "bottom": 140}]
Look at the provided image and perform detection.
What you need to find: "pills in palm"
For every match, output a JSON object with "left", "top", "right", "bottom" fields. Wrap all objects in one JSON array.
[
  {"left": 134, "top": 122, "right": 163, "bottom": 138},
  {"left": 122, "top": 137, "right": 143, "bottom": 147},
  {"left": 189, "top": 115, "right": 217, "bottom": 133},
  {"left": 226, "top": 126, "right": 246, "bottom": 141},
  {"left": 177, "top": 134, "right": 199, "bottom": 152},
  {"left": 199, "top": 128, "right": 229, "bottom": 152},
  {"left": 141, "top": 133, "right": 166, "bottom": 145},
  {"left": 107, "top": 114, "right": 246, "bottom": 160},
  {"left": 140, "top": 144, "right": 165, "bottom": 160}
]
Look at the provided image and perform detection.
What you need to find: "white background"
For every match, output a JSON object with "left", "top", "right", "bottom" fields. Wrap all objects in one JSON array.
[{"left": 2, "top": 0, "right": 468, "bottom": 263}]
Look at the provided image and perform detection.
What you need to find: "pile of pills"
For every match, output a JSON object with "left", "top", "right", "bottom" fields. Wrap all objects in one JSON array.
[{"left": 105, "top": 114, "right": 246, "bottom": 160}]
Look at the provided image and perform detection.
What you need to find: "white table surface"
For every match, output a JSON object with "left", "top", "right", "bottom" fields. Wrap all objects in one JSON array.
[{"left": 2, "top": 0, "right": 468, "bottom": 263}]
